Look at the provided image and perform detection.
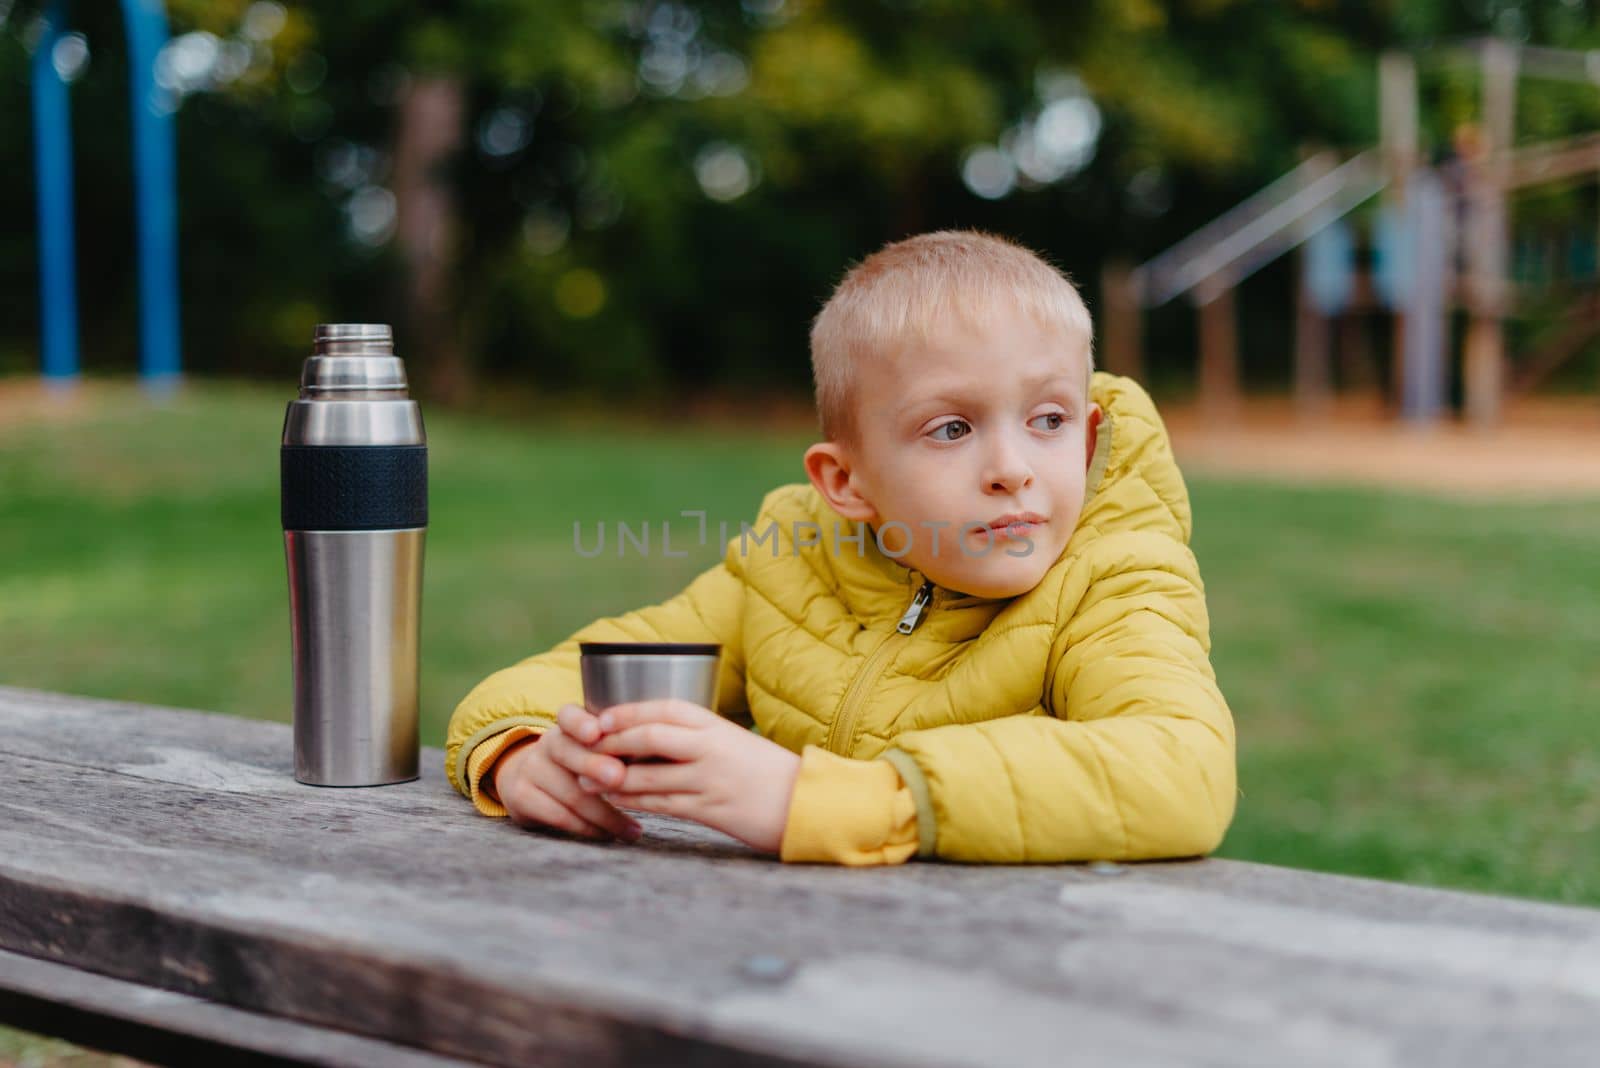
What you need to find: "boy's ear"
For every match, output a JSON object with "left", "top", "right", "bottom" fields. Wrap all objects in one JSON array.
[
  {"left": 1083, "top": 403, "right": 1103, "bottom": 472},
  {"left": 804, "top": 442, "right": 878, "bottom": 522}
]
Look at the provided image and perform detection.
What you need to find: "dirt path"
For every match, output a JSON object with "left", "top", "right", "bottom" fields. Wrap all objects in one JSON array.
[{"left": 1162, "top": 394, "right": 1600, "bottom": 499}]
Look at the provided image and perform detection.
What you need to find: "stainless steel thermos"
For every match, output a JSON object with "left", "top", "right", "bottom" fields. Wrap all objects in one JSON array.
[{"left": 281, "top": 324, "right": 425, "bottom": 786}]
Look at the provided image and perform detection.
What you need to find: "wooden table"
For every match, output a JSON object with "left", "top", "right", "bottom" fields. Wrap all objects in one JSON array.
[{"left": 2, "top": 685, "right": 1598, "bottom": 1067}]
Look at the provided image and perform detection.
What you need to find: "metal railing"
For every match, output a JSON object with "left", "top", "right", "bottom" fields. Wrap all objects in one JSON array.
[{"left": 1131, "top": 150, "right": 1387, "bottom": 308}]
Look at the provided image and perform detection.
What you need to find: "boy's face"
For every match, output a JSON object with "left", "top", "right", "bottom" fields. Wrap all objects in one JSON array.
[{"left": 806, "top": 312, "right": 1101, "bottom": 599}]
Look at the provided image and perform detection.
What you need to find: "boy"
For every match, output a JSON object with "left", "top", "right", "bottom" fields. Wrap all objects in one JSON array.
[{"left": 445, "top": 230, "right": 1237, "bottom": 866}]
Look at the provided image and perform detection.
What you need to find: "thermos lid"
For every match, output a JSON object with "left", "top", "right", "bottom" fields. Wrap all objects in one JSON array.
[
  {"left": 301, "top": 324, "right": 406, "bottom": 395},
  {"left": 284, "top": 322, "right": 423, "bottom": 446},
  {"left": 315, "top": 323, "right": 391, "bottom": 348}
]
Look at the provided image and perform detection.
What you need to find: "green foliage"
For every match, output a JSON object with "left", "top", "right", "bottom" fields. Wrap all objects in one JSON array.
[{"left": 5, "top": 2, "right": 1600, "bottom": 393}]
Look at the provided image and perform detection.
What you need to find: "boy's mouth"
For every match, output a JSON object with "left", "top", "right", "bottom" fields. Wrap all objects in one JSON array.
[{"left": 980, "top": 512, "right": 1047, "bottom": 539}]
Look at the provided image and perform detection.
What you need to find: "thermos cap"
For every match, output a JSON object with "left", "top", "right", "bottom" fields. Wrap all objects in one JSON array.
[
  {"left": 302, "top": 324, "right": 406, "bottom": 396},
  {"left": 313, "top": 323, "right": 393, "bottom": 354},
  {"left": 283, "top": 323, "right": 424, "bottom": 446}
]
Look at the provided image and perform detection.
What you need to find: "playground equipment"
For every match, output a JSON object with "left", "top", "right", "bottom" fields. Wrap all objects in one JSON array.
[
  {"left": 1102, "top": 39, "right": 1600, "bottom": 426},
  {"left": 31, "top": 0, "right": 181, "bottom": 387}
]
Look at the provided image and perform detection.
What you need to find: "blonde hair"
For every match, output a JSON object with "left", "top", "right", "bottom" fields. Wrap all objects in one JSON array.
[{"left": 809, "top": 230, "right": 1094, "bottom": 444}]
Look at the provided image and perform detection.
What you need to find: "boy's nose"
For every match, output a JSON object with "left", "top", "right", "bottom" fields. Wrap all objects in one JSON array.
[
  {"left": 984, "top": 445, "right": 1033, "bottom": 494},
  {"left": 989, "top": 469, "right": 1032, "bottom": 493}
]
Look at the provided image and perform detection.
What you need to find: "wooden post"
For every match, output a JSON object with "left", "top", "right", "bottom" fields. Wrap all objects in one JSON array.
[
  {"left": 1463, "top": 39, "right": 1517, "bottom": 428},
  {"left": 1380, "top": 52, "right": 1419, "bottom": 413},
  {"left": 1464, "top": 319, "right": 1506, "bottom": 426},
  {"left": 1338, "top": 280, "right": 1378, "bottom": 395},
  {"left": 1197, "top": 282, "right": 1240, "bottom": 420},
  {"left": 1099, "top": 262, "right": 1144, "bottom": 381}
]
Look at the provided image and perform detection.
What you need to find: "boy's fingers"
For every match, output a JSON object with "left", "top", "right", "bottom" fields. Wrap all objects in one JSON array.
[
  {"left": 595, "top": 699, "right": 709, "bottom": 734},
  {"left": 611, "top": 761, "right": 699, "bottom": 795},
  {"left": 590, "top": 723, "right": 701, "bottom": 762},
  {"left": 548, "top": 777, "right": 643, "bottom": 841},
  {"left": 508, "top": 786, "right": 612, "bottom": 840},
  {"left": 602, "top": 791, "right": 692, "bottom": 819},
  {"left": 556, "top": 703, "right": 601, "bottom": 745},
  {"left": 544, "top": 727, "right": 628, "bottom": 789}
]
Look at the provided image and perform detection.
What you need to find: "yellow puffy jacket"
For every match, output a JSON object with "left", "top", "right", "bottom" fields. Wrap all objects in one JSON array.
[{"left": 446, "top": 372, "right": 1237, "bottom": 864}]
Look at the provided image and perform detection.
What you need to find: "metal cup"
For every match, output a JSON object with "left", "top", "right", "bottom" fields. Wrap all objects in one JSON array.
[{"left": 580, "top": 642, "right": 721, "bottom": 762}]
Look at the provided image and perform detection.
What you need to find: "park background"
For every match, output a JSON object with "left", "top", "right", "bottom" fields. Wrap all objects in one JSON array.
[{"left": 4, "top": 3, "right": 1600, "bottom": 1061}]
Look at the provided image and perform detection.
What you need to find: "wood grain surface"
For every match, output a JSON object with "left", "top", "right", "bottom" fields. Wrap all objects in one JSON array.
[{"left": 1, "top": 685, "right": 1598, "bottom": 1067}]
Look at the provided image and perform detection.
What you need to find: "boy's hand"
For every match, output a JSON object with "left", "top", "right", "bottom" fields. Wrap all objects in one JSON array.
[
  {"left": 576, "top": 699, "right": 801, "bottom": 855},
  {"left": 490, "top": 704, "right": 642, "bottom": 843}
]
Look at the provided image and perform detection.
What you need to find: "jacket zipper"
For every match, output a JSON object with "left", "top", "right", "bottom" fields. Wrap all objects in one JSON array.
[{"left": 823, "top": 579, "right": 936, "bottom": 756}]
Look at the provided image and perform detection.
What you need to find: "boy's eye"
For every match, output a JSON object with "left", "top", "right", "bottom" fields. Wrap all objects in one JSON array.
[
  {"left": 1029, "top": 412, "right": 1065, "bottom": 431},
  {"left": 929, "top": 419, "right": 971, "bottom": 442}
]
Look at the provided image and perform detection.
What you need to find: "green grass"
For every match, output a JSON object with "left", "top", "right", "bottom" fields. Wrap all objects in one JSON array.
[{"left": 3, "top": 379, "right": 1598, "bottom": 917}]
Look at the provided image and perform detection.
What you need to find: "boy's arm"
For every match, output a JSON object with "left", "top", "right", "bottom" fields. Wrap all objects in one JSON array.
[
  {"left": 445, "top": 556, "right": 748, "bottom": 801},
  {"left": 879, "top": 531, "right": 1238, "bottom": 863}
]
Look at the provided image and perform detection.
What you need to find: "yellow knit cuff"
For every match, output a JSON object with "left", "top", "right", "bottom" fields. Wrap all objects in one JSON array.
[
  {"left": 465, "top": 725, "right": 546, "bottom": 817},
  {"left": 779, "top": 745, "right": 919, "bottom": 866}
]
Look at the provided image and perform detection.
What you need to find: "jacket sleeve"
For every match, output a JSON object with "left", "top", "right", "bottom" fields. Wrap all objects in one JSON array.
[
  {"left": 779, "top": 746, "right": 920, "bottom": 866},
  {"left": 881, "top": 530, "right": 1237, "bottom": 863},
  {"left": 444, "top": 552, "right": 749, "bottom": 798},
  {"left": 463, "top": 725, "right": 544, "bottom": 816}
]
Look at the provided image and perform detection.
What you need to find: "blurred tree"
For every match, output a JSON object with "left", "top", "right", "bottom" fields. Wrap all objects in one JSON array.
[{"left": 3, "top": 0, "right": 1599, "bottom": 401}]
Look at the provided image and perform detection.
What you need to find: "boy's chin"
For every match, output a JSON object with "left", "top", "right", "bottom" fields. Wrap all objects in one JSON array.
[{"left": 924, "top": 558, "right": 1052, "bottom": 600}]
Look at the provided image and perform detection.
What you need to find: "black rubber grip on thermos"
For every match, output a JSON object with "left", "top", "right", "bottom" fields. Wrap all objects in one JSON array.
[{"left": 280, "top": 445, "right": 428, "bottom": 531}]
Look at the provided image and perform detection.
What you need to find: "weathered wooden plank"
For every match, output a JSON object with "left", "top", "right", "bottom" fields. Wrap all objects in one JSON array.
[
  {"left": 1, "top": 685, "right": 1599, "bottom": 1068},
  {"left": 0, "top": 685, "right": 458, "bottom": 811},
  {"left": 0, "top": 947, "right": 480, "bottom": 1068}
]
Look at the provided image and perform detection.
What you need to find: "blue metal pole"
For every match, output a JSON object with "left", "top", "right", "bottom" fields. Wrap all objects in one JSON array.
[
  {"left": 121, "top": 0, "right": 181, "bottom": 386},
  {"left": 31, "top": 0, "right": 80, "bottom": 384}
]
